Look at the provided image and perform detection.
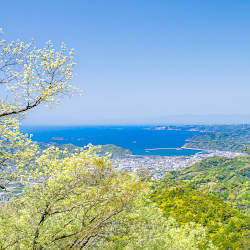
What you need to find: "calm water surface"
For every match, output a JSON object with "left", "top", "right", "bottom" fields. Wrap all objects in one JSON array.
[{"left": 21, "top": 126, "right": 201, "bottom": 156}]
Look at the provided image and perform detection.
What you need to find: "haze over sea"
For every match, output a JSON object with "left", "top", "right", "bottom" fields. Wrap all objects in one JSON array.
[{"left": 21, "top": 126, "right": 201, "bottom": 156}]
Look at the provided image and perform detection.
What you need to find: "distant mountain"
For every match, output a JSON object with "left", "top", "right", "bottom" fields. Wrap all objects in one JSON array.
[{"left": 153, "top": 114, "right": 250, "bottom": 125}]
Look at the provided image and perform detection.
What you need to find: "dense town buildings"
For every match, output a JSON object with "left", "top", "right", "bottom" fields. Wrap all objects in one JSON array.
[{"left": 112, "top": 150, "right": 243, "bottom": 179}]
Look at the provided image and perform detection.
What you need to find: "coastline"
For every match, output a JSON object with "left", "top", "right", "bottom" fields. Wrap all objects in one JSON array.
[
  {"left": 145, "top": 147, "right": 182, "bottom": 151},
  {"left": 181, "top": 146, "right": 206, "bottom": 151},
  {"left": 144, "top": 146, "right": 204, "bottom": 152}
]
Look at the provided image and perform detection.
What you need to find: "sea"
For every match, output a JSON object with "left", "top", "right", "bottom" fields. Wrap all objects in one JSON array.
[{"left": 21, "top": 126, "right": 201, "bottom": 156}]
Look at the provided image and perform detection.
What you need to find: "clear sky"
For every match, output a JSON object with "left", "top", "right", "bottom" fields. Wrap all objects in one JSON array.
[{"left": 1, "top": 0, "right": 250, "bottom": 125}]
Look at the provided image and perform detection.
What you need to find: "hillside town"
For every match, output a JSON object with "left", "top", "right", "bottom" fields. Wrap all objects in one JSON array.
[{"left": 113, "top": 150, "right": 244, "bottom": 179}]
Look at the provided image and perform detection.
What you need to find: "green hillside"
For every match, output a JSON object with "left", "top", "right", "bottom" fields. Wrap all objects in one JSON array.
[
  {"left": 152, "top": 186, "right": 249, "bottom": 249},
  {"left": 36, "top": 142, "right": 131, "bottom": 158},
  {"left": 184, "top": 126, "right": 250, "bottom": 152},
  {"left": 162, "top": 156, "right": 250, "bottom": 215},
  {"left": 152, "top": 156, "right": 250, "bottom": 249}
]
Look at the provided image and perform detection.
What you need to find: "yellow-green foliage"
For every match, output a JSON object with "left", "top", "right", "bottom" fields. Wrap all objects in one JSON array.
[
  {"left": 152, "top": 185, "right": 250, "bottom": 249},
  {"left": 0, "top": 146, "right": 144, "bottom": 249},
  {"left": 0, "top": 34, "right": 79, "bottom": 118},
  {"left": 96, "top": 195, "right": 215, "bottom": 250},
  {"left": 0, "top": 117, "right": 39, "bottom": 194},
  {"left": 0, "top": 31, "right": 79, "bottom": 193},
  {"left": 164, "top": 156, "right": 250, "bottom": 215},
  {"left": 0, "top": 142, "right": 216, "bottom": 249}
]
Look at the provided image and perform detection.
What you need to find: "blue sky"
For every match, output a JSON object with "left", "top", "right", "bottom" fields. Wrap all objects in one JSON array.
[{"left": 1, "top": 0, "right": 250, "bottom": 124}]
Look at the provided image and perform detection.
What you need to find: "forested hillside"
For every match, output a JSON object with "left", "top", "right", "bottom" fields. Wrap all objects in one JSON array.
[
  {"left": 184, "top": 126, "right": 250, "bottom": 152},
  {"left": 37, "top": 142, "right": 131, "bottom": 158},
  {"left": 162, "top": 156, "right": 250, "bottom": 214},
  {"left": 152, "top": 186, "right": 249, "bottom": 249},
  {"left": 152, "top": 155, "right": 250, "bottom": 249}
]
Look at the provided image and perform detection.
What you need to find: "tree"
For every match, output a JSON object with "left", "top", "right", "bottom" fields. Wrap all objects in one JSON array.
[
  {"left": 95, "top": 197, "right": 215, "bottom": 249},
  {"left": 0, "top": 146, "right": 144, "bottom": 249},
  {"left": 0, "top": 31, "right": 146, "bottom": 249},
  {"left": 0, "top": 29, "right": 79, "bottom": 192},
  {"left": 0, "top": 28, "right": 77, "bottom": 118},
  {"left": 0, "top": 116, "right": 38, "bottom": 196}
]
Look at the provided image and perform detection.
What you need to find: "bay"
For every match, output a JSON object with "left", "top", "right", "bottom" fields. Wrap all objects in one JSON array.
[{"left": 21, "top": 126, "right": 201, "bottom": 156}]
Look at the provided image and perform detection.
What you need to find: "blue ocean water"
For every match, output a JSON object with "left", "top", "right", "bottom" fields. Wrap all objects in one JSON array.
[{"left": 21, "top": 126, "right": 201, "bottom": 156}]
